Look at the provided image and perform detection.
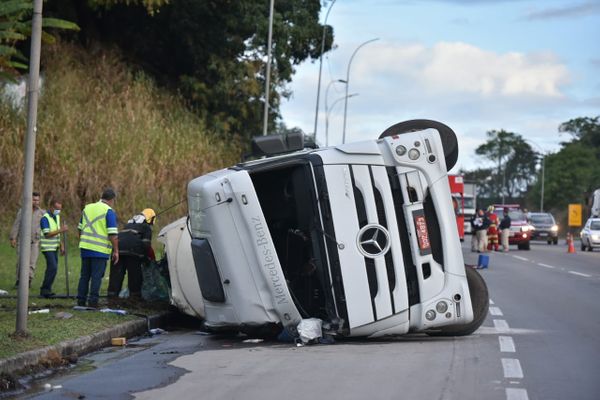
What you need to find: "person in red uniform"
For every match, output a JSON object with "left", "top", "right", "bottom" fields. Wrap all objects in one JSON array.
[{"left": 486, "top": 205, "right": 499, "bottom": 251}]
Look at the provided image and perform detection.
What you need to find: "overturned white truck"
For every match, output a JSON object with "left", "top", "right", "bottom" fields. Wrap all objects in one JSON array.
[{"left": 159, "top": 120, "right": 489, "bottom": 338}]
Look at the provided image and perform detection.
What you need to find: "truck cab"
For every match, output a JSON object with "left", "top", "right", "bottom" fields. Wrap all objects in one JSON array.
[{"left": 166, "top": 120, "right": 488, "bottom": 338}]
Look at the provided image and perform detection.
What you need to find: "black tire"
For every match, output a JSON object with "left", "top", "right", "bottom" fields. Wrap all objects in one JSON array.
[
  {"left": 547, "top": 240, "right": 552, "bottom": 245},
  {"left": 553, "top": 238, "right": 558, "bottom": 245},
  {"left": 426, "top": 267, "right": 489, "bottom": 337},
  {"left": 517, "top": 242, "right": 530, "bottom": 250},
  {"left": 581, "top": 242, "right": 586, "bottom": 251},
  {"left": 379, "top": 119, "right": 459, "bottom": 171}
]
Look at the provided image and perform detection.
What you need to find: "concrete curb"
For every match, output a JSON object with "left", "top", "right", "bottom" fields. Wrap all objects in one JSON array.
[{"left": 0, "top": 311, "right": 171, "bottom": 375}]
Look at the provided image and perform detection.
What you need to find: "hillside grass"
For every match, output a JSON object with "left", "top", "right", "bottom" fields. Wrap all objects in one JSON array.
[
  {"left": 0, "top": 41, "right": 240, "bottom": 361},
  {"left": 0, "top": 41, "right": 242, "bottom": 233}
]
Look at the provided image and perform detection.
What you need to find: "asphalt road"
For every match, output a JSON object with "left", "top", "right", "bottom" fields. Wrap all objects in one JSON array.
[{"left": 23, "top": 240, "right": 600, "bottom": 400}]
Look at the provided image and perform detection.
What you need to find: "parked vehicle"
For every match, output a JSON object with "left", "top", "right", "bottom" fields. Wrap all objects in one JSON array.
[
  {"left": 463, "top": 182, "right": 476, "bottom": 234},
  {"left": 493, "top": 205, "right": 531, "bottom": 250},
  {"left": 168, "top": 120, "right": 488, "bottom": 338},
  {"left": 448, "top": 175, "right": 465, "bottom": 241},
  {"left": 528, "top": 212, "right": 559, "bottom": 245},
  {"left": 580, "top": 217, "right": 600, "bottom": 251}
]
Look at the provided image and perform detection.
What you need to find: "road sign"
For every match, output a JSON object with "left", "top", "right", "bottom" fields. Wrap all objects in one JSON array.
[{"left": 568, "top": 204, "right": 582, "bottom": 227}]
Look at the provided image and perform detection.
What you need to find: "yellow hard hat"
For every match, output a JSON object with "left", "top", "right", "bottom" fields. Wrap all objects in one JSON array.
[{"left": 141, "top": 208, "right": 156, "bottom": 224}]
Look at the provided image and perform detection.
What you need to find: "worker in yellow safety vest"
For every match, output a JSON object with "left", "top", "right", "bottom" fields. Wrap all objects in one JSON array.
[
  {"left": 76, "top": 188, "right": 119, "bottom": 308},
  {"left": 39, "top": 198, "right": 68, "bottom": 297}
]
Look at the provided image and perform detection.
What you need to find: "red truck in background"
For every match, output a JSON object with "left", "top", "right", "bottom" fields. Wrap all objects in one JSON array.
[{"left": 448, "top": 175, "right": 465, "bottom": 241}]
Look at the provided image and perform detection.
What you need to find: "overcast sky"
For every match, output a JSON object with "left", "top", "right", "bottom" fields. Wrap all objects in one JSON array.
[{"left": 279, "top": 0, "right": 600, "bottom": 172}]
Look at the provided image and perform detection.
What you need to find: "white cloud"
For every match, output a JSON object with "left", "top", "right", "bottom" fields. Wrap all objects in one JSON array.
[
  {"left": 354, "top": 41, "right": 570, "bottom": 98},
  {"left": 280, "top": 40, "right": 582, "bottom": 171}
]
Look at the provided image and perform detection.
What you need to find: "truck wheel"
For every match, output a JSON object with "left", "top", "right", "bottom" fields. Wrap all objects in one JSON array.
[
  {"left": 581, "top": 242, "right": 586, "bottom": 251},
  {"left": 553, "top": 238, "right": 558, "bottom": 245},
  {"left": 426, "top": 267, "right": 489, "bottom": 337},
  {"left": 379, "top": 119, "right": 458, "bottom": 171}
]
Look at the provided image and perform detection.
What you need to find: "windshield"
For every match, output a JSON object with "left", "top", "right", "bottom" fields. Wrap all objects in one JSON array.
[
  {"left": 495, "top": 210, "right": 526, "bottom": 221},
  {"left": 463, "top": 197, "right": 475, "bottom": 209},
  {"left": 591, "top": 221, "right": 600, "bottom": 230},
  {"left": 530, "top": 215, "right": 554, "bottom": 224}
]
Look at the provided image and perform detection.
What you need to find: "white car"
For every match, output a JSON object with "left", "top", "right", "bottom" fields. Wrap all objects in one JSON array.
[
  {"left": 167, "top": 120, "right": 489, "bottom": 338},
  {"left": 580, "top": 217, "right": 600, "bottom": 251}
]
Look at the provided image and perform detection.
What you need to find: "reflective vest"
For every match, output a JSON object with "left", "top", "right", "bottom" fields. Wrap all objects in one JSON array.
[
  {"left": 40, "top": 212, "right": 61, "bottom": 252},
  {"left": 78, "top": 201, "right": 116, "bottom": 255}
]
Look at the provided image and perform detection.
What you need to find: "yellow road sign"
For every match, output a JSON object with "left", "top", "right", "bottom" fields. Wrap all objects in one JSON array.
[{"left": 568, "top": 204, "right": 582, "bottom": 227}]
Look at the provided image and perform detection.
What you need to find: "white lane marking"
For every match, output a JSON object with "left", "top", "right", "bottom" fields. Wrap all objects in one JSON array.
[
  {"left": 513, "top": 256, "right": 528, "bottom": 261},
  {"left": 537, "top": 263, "right": 555, "bottom": 269},
  {"left": 506, "top": 388, "right": 529, "bottom": 400},
  {"left": 499, "top": 336, "right": 516, "bottom": 352},
  {"left": 568, "top": 271, "right": 591, "bottom": 278},
  {"left": 502, "top": 358, "right": 524, "bottom": 378},
  {"left": 489, "top": 299, "right": 495, "bottom": 305},
  {"left": 474, "top": 327, "right": 541, "bottom": 335},
  {"left": 490, "top": 306, "right": 504, "bottom": 316},
  {"left": 494, "top": 319, "right": 510, "bottom": 333}
]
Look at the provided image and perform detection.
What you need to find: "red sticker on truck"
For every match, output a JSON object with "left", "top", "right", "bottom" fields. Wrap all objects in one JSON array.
[{"left": 412, "top": 209, "right": 432, "bottom": 255}]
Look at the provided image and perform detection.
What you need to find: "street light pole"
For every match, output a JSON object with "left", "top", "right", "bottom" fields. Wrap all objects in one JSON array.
[
  {"left": 326, "top": 93, "right": 358, "bottom": 146},
  {"left": 313, "top": 0, "right": 337, "bottom": 141},
  {"left": 342, "top": 38, "right": 379, "bottom": 144},
  {"left": 16, "top": 0, "right": 44, "bottom": 335},
  {"left": 324, "top": 79, "right": 346, "bottom": 126},
  {"left": 524, "top": 139, "right": 547, "bottom": 212},
  {"left": 262, "top": 0, "right": 275, "bottom": 136}
]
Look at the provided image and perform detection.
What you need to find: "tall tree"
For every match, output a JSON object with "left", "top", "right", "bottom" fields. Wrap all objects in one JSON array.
[
  {"left": 528, "top": 116, "right": 600, "bottom": 213},
  {"left": 472, "top": 129, "right": 538, "bottom": 203},
  {"left": 45, "top": 0, "right": 332, "bottom": 139}
]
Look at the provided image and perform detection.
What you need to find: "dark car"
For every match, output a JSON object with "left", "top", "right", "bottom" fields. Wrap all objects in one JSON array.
[
  {"left": 528, "top": 212, "right": 559, "bottom": 244},
  {"left": 493, "top": 205, "right": 531, "bottom": 250}
]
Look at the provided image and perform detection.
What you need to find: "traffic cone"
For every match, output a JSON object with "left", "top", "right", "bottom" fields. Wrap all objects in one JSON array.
[{"left": 567, "top": 232, "right": 576, "bottom": 254}]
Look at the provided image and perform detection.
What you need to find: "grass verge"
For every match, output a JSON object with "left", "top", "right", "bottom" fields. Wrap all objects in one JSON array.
[{"left": 0, "top": 240, "right": 169, "bottom": 361}]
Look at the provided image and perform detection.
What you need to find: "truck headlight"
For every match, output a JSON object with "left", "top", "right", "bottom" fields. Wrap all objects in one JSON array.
[
  {"left": 436, "top": 301, "right": 448, "bottom": 313},
  {"left": 551, "top": 225, "right": 559, "bottom": 232}
]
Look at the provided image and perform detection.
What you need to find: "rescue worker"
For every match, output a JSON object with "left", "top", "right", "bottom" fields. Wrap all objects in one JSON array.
[
  {"left": 76, "top": 188, "right": 119, "bottom": 308},
  {"left": 107, "top": 208, "right": 156, "bottom": 301},
  {"left": 9, "top": 191, "right": 45, "bottom": 288},
  {"left": 39, "top": 198, "right": 68, "bottom": 297},
  {"left": 499, "top": 207, "right": 512, "bottom": 252},
  {"left": 472, "top": 208, "right": 490, "bottom": 253},
  {"left": 486, "top": 205, "right": 500, "bottom": 251}
]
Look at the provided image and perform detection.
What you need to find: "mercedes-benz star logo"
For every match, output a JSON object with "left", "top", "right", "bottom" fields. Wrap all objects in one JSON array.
[{"left": 357, "top": 224, "right": 391, "bottom": 258}]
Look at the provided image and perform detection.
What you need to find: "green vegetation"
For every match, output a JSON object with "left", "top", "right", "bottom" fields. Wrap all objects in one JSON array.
[
  {"left": 1, "top": 41, "right": 242, "bottom": 229},
  {"left": 0, "top": 239, "right": 169, "bottom": 360},
  {"left": 463, "top": 116, "right": 600, "bottom": 225}
]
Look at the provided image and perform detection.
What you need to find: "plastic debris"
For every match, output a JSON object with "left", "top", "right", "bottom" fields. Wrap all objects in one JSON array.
[
  {"left": 149, "top": 328, "right": 166, "bottom": 335},
  {"left": 44, "top": 383, "right": 52, "bottom": 391},
  {"left": 297, "top": 318, "right": 323, "bottom": 343},
  {"left": 73, "top": 305, "right": 96, "bottom": 311},
  {"left": 100, "top": 308, "right": 127, "bottom": 315},
  {"left": 53, "top": 385, "right": 63, "bottom": 390},
  {"left": 55, "top": 312, "right": 73, "bottom": 320},
  {"left": 28, "top": 308, "right": 50, "bottom": 315},
  {"left": 0, "top": 289, "right": 8, "bottom": 296},
  {"left": 242, "top": 339, "right": 264, "bottom": 344}
]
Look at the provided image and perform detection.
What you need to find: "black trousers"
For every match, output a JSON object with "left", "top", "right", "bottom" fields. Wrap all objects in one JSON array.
[{"left": 107, "top": 255, "right": 143, "bottom": 298}]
